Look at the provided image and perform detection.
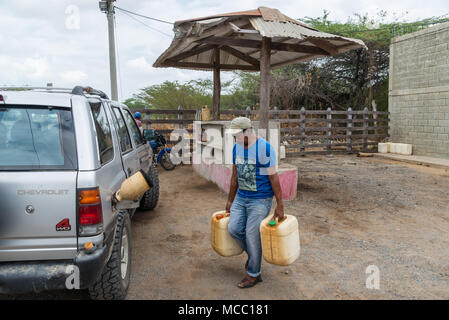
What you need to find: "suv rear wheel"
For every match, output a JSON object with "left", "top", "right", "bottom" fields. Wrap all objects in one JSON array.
[
  {"left": 88, "top": 211, "right": 131, "bottom": 300},
  {"left": 139, "top": 164, "right": 159, "bottom": 211}
]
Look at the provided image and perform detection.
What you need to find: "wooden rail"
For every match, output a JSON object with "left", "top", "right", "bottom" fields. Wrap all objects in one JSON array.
[{"left": 136, "top": 106, "right": 389, "bottom": 156}]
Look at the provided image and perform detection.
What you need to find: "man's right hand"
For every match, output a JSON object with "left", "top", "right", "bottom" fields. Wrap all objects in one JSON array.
[{"left": 225, "top": 200, "right": 233, "bottom": 213}]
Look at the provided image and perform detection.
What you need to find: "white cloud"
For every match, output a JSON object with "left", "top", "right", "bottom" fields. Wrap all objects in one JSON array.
[
  {"left": 60, "top": 70, "right": 88, "bottom": 83},
  {"left": 126, "top": 57, "right": 153, "bottom": 73},
  {"left": 0, "top": 55, "right": 49, "bottom": 83},
  {"left": 22, "top": 58, "right": 50, "bottom": 79}
]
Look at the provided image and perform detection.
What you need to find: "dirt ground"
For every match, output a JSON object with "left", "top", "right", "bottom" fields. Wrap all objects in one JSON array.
[
  {"left": 3, "top": 155, "right": 449, "bottom": 299},
  {"left": 126, "top": 156, "right": 449, "bottom": 300}
]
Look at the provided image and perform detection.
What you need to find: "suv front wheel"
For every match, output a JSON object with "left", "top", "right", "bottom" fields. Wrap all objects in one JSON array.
[{"left": 88, "top": 211, "right": 131, "bottom": 300}]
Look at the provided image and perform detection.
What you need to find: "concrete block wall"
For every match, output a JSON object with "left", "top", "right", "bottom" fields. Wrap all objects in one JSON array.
[{"left": 389, "top": 21, "right": 449, "bottom": 159}]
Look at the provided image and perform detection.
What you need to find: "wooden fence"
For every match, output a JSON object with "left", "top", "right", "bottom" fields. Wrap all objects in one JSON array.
[{"left": 135, "top": 106, "right": 389, "bottom": 157}]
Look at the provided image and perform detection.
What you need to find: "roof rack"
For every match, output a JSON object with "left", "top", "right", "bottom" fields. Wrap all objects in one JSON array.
[
  {"left": 0, "top": 86, "right": 72, "bottom": 92},
  {"left": 0, "top": 86, "right": 109, "bottom": 100}
]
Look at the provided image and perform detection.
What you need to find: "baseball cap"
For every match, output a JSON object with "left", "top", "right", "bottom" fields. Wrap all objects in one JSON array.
[{"left": 230, "top": 117, "right": 252, "bottom": 135}]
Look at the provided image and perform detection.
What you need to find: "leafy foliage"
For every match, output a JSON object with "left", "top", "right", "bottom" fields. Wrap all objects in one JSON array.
[
  {"left": 124, "top": 80, "right": 209, "bottom": 110},
  {"left": 124, "top": 78, "right": 240, "bottom": 111}
]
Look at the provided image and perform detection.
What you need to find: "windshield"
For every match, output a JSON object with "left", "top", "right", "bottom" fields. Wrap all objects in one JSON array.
[{"left": 0, "top": 105, "right": 77, "bottom": 170}]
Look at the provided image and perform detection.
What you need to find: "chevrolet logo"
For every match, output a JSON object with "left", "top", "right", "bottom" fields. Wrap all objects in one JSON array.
[{"left": 17, "top": 190, "right": 69, "bottom": 196}]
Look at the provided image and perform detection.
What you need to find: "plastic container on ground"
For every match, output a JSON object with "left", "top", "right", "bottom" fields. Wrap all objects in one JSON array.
[
  {"left": 211, "top": 210, "right": 243, "bottom": 257},
  {"left": 260, "top": 214, "right": 300, "bottom": 266},
  {"left": 378, "top": 143, "right": 389, "bottom": 153},
  {"left": 398, "top": 143, "right": 413, "bottom": 155},
  {"left": 390, "top": 143, "right": 399, "bottom": 154}
]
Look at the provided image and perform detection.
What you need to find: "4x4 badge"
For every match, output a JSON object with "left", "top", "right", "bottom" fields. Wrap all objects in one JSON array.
[{"left": 56, "top": 219, "right": 71, "bottom": 231}]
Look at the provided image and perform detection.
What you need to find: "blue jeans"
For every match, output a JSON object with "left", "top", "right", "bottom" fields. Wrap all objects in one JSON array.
[{"left": 228, "top": 194, "right": 273, "bottom": 277}]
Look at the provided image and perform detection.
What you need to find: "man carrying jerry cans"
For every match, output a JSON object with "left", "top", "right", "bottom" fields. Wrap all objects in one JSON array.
[{"left": 225, "top": 117, "right": 284, "bottom": 288}]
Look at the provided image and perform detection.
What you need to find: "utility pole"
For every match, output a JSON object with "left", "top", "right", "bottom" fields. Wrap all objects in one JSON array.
[{"left": 99, "top": 0, "right": 118, "bottom": 101}]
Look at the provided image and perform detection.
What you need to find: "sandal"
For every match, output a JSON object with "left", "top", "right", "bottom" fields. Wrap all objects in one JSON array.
[{"left": 238, "top": 275, "right": 263, "bottom": 289}]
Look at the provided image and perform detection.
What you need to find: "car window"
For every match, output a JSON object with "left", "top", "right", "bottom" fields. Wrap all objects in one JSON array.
[
  {"left": 122, "top": 109, "right": 144, "bottom": 147},
  {"left": 0, "top": 106, "right": 77, "bottom": 170},
  {"left": 90, "top": 102, "right": 114, "bottom": 165},
  {"left": 112, "top": 107, "right": 132, "bottom": 153}
]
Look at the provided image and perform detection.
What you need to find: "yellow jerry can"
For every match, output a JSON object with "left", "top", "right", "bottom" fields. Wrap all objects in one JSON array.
[
  {"left": 114, "top": 170, "right": 151, "bottom": 202},
  {"left": 201, "top": 105, "right": 211, "bottom": 121},
  {"left": 260, "top": 214, "right": 300, "bottom": 266},
  {"left": 211, "top": 211, "right": 243, "bottom": 257}
]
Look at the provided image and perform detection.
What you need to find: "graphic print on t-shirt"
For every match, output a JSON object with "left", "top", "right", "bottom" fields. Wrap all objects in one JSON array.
[{"left": 235, "top": 156, "right": 257, "bottom": 192}]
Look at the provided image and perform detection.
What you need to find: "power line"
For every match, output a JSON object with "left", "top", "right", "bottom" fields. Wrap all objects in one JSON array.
[
  {"left": 117, "top": 9, "right": 172, "bottom": 38},
  {"left": 114, "top": 6, "right": 173, "bottom": 25}
]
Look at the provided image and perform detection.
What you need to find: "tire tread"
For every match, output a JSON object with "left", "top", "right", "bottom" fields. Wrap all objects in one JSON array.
[
  {"left": 139, "top": 164, "right": 159, "bottom": 211},
  {"left": 88, "top": 212, "right": 131, "bottom": 300}
]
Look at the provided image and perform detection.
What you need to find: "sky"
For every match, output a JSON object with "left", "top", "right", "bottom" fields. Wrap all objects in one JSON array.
[{"left": 0, "top": 0, "right": 448, "bottom": 102}]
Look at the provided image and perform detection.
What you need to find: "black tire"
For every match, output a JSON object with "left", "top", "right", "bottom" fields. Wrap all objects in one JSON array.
[
  {"left": 160, "top": 152, "right": 176, "bottom": 171},
  {"left": 139, "top": 163, "right": 159, "bottom": 211},
  {"left": 88, "top": 211, "right": 131, "bottom": 300}
]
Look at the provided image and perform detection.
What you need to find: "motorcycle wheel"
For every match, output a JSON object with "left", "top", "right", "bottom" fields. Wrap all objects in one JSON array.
[{"left": 160, "top": 151, "right": 176, "bottom": 171}]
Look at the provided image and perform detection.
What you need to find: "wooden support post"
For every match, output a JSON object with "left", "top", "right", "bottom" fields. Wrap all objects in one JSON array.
[
  {"left": 346, "top": 107, "right": 353, "bottom": 153},
  {"left": 212, "top": 47, "right": 221, "bottom": 120},
  {"left": 259, "top": 37, "right": 271, "bottom": 133},
  {"left": 363, "top": 107, "right": 369, "bottom": 150},
  {"left": 326, "top": 107, "right": 332, "bottom": 154},
  {"left": 300, "top": 107, "right": 306, "bottom": 155}
]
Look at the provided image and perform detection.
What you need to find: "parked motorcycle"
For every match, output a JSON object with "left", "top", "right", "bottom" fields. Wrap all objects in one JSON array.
[{"left": 143, "top": 129, "right": 176, "bottom": 171}]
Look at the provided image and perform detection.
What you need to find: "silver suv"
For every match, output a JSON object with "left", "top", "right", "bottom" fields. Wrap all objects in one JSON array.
[{"left": 0, "top": 86, "right": 159, "bottom": 299}]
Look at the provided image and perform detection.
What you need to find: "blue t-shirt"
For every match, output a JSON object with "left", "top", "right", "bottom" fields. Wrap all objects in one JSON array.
[{"left": 232, "top": 138, "right": 276, "bottom": 199}]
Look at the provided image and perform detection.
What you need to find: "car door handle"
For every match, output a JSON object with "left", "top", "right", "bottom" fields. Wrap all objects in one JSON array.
[{"left": 127, "top": 168, "right": 132, "bottom": 176}]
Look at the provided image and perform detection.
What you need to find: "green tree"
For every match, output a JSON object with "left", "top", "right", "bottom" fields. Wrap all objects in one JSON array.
[
  {"left": 124, "top": 80, "right": 211, "bottom": 111},
  {"left": 122, "top": 97, "right": 146, "bottom": 110}
]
